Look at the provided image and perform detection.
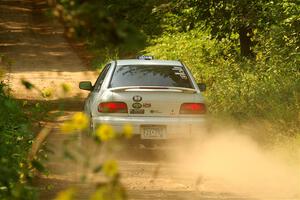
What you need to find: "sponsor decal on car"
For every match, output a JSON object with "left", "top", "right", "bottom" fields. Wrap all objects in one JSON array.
[
  {"left": 132, "top": 95, "right": 142, "bottom": 102},
  {"left": 143, "top": 103, "right": 151, "bottom": 108},
  {"left": 132, "top": 103, "right": 142, "bottom": 109},
  {"left": 130, "top": 109, "right": 145, "bottom": 114}
]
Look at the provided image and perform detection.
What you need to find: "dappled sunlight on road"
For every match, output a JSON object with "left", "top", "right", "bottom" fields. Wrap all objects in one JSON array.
[{"left": 0, "top": 0, "right": 98, "bottom": 100}]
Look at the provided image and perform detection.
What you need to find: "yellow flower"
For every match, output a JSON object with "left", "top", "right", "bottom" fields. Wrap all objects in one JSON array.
[
  {"left": 102, "top": 160, "right": 118, "bottom": 177},
  {"left": 96, "top": 124, "right": 115, "bottom": 141},
  {"left": 60, "top": 113, "right": 89, "bottom": 134},
  {"left": 41, "top": 88, "right": 53, "bottom": 98},
  {"left": 89, "top": 187, "right": 106, "bottom": 200},
  {"left": 61, "top": 83, "right": 71, "bottom": 94},
  {"left": 71, "top": 112, "right": 89, "bottom": 130},
  {"left": 54, "top": 188, "right": 76, "bottom": 200},
  {"left": 60, "top": 122, "right": 75, "bottom": 134},
  {"left": 123, "top": 124, "right": 133, "bottom": 139},
  {"left": 19, "top": 173, "right": 25, "bottom": 183}
]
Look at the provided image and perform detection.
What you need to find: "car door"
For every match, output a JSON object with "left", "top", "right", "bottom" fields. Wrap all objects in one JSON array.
[{"left": 85, "top": 63, "right": 111, "bottom": 116}]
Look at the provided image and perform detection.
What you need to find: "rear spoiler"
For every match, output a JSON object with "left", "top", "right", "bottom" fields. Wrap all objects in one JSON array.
[{"left": 109, "top": 86, "right": 197, "bottom": 93}]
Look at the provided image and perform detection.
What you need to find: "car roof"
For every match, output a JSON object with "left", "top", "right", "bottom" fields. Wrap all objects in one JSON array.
[{"left": 116, "top": 59, "right": 183, "bottom": 66}]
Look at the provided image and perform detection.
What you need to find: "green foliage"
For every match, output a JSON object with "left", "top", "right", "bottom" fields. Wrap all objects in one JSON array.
[
  {"left": 0, "top": 82, "right": 37, "bottom": 200},
  {"left": 55, "top": 0, "right": 299, "bottom": 58},
  {"left": 145, "top": 29, "right": 299, "bottom": 136},
  {"left": 153, "top": 0, "right": 299, "bottom": 57},
  {"left": 144, "top": 1, "right": 299, "bottom": 134},
  {"left": 55, "top": 0, "right": 160, "bottom": 51}
]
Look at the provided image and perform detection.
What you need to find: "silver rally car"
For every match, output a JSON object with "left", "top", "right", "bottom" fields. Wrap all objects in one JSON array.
[{"left": 79, "top": 56, "right": 207, "bottom": 140}]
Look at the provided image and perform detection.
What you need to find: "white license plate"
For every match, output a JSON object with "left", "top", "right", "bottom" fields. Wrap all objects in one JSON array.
[{"left": 141, "top": 126, "right": 166, "bottom": 139}]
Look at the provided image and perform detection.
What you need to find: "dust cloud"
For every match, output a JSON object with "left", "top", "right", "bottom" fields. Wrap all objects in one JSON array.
[{"left": 172, "top": 129, "right": 300, "bottom": 199}]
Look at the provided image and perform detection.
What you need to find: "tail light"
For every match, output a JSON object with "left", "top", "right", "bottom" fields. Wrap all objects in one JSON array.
[
  {"left": 98, "top": 102, "right": 128, "bottom": 113},
  {"left": 180, "top": 103, "right": 206, "bottom": 114}
]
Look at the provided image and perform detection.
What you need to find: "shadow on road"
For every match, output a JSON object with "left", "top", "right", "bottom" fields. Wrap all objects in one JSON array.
[{"left": 0, "top": 0, "right": 91, "bottom": 73}]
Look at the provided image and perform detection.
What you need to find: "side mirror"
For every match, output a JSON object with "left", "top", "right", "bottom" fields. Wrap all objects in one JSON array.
[
  {"left": 79, "top": 81, "right": 93, "bottom": 91},
  {"left": 197, "top": 83, "right": 206, "bottom": 92}
]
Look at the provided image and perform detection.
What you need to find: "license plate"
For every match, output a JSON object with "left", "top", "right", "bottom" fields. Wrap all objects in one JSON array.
[{"left": 141, "top": 125, "right": 166, "bottom": 139}]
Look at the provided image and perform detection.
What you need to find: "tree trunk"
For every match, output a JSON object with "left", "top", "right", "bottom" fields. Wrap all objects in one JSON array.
[{"left": 239, "top": 26, "right": 254, "bottom": 58}]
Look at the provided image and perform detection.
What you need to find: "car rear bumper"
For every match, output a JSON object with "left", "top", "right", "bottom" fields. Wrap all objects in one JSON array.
[{"left": 91, "top": 116, "right": 207, "bottom": 139}]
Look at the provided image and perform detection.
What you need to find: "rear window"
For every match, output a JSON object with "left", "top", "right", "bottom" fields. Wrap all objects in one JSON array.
[{"left": 109, "top": 65, "right": 193, "bottom": 88}]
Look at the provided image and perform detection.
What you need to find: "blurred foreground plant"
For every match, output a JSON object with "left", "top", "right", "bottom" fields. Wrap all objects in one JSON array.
[
  {"left": 55, "top": 112, "right": 133, "bottom": 200},
  {"left": 54, "top": 187, "right": 76, "bottom": 200},
  {"left": 60, "top": 112, "right": 89, "bottom": 134},
  {"left": 18, "top": 79, "right": 131, "bottom": 199}
]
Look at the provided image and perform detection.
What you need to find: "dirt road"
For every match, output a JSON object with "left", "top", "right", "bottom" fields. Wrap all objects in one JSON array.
[
  {"left": 0, "top": 0, "right": 96, "bottom": 100},
  {"left": 1, "top": 1, "right": 297, "bottom": 200}
]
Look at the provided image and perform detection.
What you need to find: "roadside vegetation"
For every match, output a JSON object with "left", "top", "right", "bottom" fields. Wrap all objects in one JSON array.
[
  {"left": 54, "top": 0, "right": 299, "bottom": 139},
  {"left": 0, "top": 81, "right": 37, "bottom": 199},
  {"left": 0, "top": 56, "right": 48, "bottom": 200}
]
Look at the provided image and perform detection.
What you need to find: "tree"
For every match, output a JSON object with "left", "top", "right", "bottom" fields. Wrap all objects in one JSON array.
[
  {"left": 156, "top": 0, "right": 293, "bottom": 58},
  {"left": 55, "top": 0, "right": 164, "bottom": 51}
]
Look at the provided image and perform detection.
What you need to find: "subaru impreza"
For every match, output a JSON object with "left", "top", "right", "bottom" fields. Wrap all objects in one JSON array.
[{"left": 79, "top": 56, "right": 207, "bottom": 141}]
